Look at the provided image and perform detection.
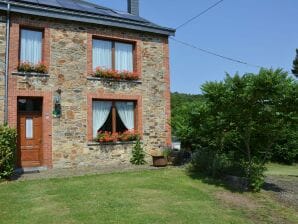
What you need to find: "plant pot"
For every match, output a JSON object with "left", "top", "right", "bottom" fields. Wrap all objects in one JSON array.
[{"left": 152, "top": 156, "right": 168, "bottom": 167}]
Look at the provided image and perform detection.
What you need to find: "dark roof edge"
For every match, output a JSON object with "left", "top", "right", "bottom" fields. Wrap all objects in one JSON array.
[{"left": 0, "top": 1, "right": 175, "bottom": 36}]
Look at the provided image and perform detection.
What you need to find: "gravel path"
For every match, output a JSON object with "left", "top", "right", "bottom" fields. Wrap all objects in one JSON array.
[
  {"left": 264, "top": 175, "right": 298, "bottom": 210},
  {"left": 11, "top": 164, "right": 161, "bottom": 181}
]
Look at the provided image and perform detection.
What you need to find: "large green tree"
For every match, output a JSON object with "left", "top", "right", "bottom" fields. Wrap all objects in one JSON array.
[{"left": 173, "top": 69, "right": 297, "bottom": 191}]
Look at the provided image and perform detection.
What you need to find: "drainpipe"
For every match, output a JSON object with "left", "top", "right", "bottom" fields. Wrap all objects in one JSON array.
[{"left": 4, "top": 1, "right": 10, "bottom": 125}]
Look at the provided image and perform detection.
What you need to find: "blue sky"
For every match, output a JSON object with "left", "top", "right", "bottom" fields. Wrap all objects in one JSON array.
[{"left": 90, "top": 0, "right": 298, "bottom": 94}]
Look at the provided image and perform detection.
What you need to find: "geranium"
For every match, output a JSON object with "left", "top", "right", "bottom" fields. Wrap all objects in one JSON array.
[
  {"left": 96, "top": 129, "right": 140, "bottom": 143},
  {"left": 93, "top": 67, "right": 139, "bottom": 81},
  {"left": 17, "top": 61, "right": 48, "bottom": 74}
]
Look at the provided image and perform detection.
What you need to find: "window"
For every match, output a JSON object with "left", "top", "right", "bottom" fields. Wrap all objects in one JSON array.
[
  {"left": 20, "top": 29, "right": 43, "bottom": 65},
  {"left": 92, "top": 100, "right": 135, "bottom": 137},
  {"left": 92, "top": 39, "right": 134, "bottom": 72},
  {"left": 25, "top": 118, "right": 33, "bottom": 139}
]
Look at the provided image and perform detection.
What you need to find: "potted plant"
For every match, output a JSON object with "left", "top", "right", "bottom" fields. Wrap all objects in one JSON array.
[{"left": 150, "top": 148, "right": 169, "bottom": 167}]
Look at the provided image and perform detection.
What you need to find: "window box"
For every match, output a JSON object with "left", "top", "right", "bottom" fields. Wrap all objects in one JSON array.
[
  {"left": 12, "top": 71, "right": 49, "bottom": 77},
  {"left": 17, "top": 62, "right": 48, "bottom": 74},
  {"left": 87, "top": 141, "right": 137, "bottom": 146},
  {"left": 90, "top": 67, "right": 139, "bottom": 81},
  {"left": 87, "top": 76, "right": 142, "bottom": 84}
]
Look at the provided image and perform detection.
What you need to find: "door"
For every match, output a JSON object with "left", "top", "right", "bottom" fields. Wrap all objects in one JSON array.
[{"left": 17, "top": 98, "right": 43, "bottom": 167}]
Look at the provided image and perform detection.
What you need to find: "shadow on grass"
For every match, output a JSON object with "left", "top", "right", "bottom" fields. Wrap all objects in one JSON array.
[
  {"left": 262, "top": 182, "right": 284, "bottom": 192},
  {"left": 186, "top": 170, "right": 248, "bottom": 193}
]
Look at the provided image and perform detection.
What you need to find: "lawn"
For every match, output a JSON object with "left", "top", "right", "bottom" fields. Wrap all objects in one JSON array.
[{"left": 0, "top": 167, "right": 297, "bottom": 224}]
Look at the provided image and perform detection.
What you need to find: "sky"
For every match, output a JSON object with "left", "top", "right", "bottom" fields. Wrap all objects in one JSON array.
[{"left": 90, "top": 0, "right": 298, "bottom": 94}]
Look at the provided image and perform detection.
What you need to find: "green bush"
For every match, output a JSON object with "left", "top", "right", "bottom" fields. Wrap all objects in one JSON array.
[
  {"left": 271, "top": 129, "right": 298, "bottom": 165},
  {"left": 0, "top": 125, "right": 17, "bottom": 179},
  {"left": 130, "top": 138, "right": 146, "bottom": 165},
  {"left": 243, "top": 161, "right": 266, "bottom": 192}
]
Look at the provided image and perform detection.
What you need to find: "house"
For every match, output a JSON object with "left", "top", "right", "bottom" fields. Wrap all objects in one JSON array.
[{"left": 0, "top": 0, "right": 175, "bottom": 169}]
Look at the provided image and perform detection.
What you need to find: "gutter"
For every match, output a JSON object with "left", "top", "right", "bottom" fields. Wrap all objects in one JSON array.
[{"left": 4, "top": 0, "right": 10, "bottom": 124}]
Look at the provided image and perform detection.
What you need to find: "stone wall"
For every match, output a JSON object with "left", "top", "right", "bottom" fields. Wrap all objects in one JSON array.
[
  {"left": 6, "top": 14, "right": 171, "bottom": 168},
  {"left": 0, "top": 14, "right": 6, "bottom": 124}
]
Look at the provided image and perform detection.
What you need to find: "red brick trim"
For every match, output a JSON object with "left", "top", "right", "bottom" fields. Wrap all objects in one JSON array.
[
  {"left": 9, "top": 16, "right": 51, "bottom": 73},
  {"left": 87, "top": 91, "right": 142, "bottom": 141},
  {"left": 163, "top": 38, "right": 172, "bottom": 146},
  {"left": 86, "top": 33, "right": 142, "bottom": 79},
  {"left": 8, "top": 89, "right": 53, "bottom": 168}
]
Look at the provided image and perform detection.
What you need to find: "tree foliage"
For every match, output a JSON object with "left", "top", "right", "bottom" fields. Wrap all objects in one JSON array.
[
  {"left": 172, "top": 69, "right": 298, "bottom": 191},
  {"left": 0, "top": 125, "right": 17, "bottom": 179},
  {"left": 292, "top": 49, "right": 298, "bottom": 77}
]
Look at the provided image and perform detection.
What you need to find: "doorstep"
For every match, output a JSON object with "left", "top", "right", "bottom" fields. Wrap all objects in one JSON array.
[{"left": 15, "top": 166, "right": 48, "bottom": 174}]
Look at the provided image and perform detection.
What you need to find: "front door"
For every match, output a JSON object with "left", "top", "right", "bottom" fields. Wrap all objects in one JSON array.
[{"left": 17, "top": 98, "right": 43, "bottom": 167}]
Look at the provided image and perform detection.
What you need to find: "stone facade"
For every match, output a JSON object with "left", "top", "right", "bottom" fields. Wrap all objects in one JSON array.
[
  {"left": 5, "top": 14, "right": 171, "bottom": 168},
  {"left": 0, "top": 14, "right": 6, "bottom": 124}
]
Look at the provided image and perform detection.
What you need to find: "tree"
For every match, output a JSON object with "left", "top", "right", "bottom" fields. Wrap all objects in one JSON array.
[
  {"left": 174, "top": 69, "right": 298, "bottom": 191},
  {"left": 292, "top": 49, "right": 298, "bottom": 77}
]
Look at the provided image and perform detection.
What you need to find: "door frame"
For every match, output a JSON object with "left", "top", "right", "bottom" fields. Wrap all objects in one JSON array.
[
  {"left": 17, "top": 97, "right": 43, "bottom": 168},
  {"left": 8, "top": 90, "right": 53, "bottom": 168}
]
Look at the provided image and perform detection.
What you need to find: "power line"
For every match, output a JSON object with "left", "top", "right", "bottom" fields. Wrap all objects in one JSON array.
[
  {"left": 175, "top": 0, "right": 225, "bottom": 30},
  {"left": 170, "top": 37, "right": 263, "bottom": 68}
]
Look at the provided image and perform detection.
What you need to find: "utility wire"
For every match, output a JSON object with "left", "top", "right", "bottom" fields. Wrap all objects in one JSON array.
[
  {"left": 175, "top": 0, "right": 225, "bottom": 30},
  {"left": 170, "top": 37, "right": 263, "bottom": 68}
]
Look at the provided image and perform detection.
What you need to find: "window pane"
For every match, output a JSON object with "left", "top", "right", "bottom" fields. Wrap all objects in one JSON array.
[
  {"left": 92, "top": 39, "right": 112, "bottom": 70},
  {"left": 26, "top": 118, "right": 33, "bottom": 139},
  {"left": 20, "top": 29, "right": 42, "bottom": 65},
  {"left": 92, "top": 101, "right": 112, "bottom": 137},
  {"left": 115, "top": 101, "right": 134, "bottom": 130},
  {"left": 115, "top": 42, "right": 133, "bottom": 72}
]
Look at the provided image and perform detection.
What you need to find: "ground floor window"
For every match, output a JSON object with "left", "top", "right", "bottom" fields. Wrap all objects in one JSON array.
[{"left": 92, "top": 100, "right": 136, "bottom": 138}]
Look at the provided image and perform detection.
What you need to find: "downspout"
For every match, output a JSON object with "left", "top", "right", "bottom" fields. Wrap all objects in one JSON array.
[{"left": 4, "top": 1, "right": 10, "bottom": 125}]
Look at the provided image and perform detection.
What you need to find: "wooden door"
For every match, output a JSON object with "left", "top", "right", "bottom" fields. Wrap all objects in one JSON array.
[{"left": 18, "top": 113, "right": 42, "bottom": 167}]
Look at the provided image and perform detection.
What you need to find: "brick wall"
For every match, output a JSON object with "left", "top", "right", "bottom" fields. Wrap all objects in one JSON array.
[{"left": 6, "top": 13, "right": 172, "bottom": 168}]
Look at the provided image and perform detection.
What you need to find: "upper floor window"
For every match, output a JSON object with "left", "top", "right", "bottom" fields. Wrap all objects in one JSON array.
[
  {"left": 20, "top": 29, "right": 43, "bottom": 65},
  {"left": 92, "top": 39, "right": 134, "bottom": 72}
]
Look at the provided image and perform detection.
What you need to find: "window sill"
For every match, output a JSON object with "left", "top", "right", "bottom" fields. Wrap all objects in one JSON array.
[
  {"left": 12, "top": 71, "right": 49, "bottom": 77},
  {"left": 87, "top": 141, "right": 137, "bottom": 146},
  {"left": 87, "top": 76, "right": 142, "bottom": 84}
]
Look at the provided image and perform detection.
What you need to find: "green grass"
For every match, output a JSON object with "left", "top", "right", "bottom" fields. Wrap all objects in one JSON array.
[
  {"left": 266, "top": 163, "right": 298, "bottom": 176},
  {"left": 0, "top": 168, "right": 297, "bottom": 224}
]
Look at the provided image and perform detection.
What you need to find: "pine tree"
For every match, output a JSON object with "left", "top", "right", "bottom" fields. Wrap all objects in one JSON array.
[
  {"left": 292, "top": 49, "right": 298, "bottom": 77},
  {"left": 130, "top": 138, "right": 146, "bottom": 165}
]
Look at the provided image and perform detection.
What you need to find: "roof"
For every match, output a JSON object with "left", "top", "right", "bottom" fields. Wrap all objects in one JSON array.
[{"left": 0, "top": 0, "right": 175, "bottom": 36}]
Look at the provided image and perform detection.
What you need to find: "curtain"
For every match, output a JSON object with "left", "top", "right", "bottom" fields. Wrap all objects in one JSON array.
[
  {"left": 20, "top": 29, "right": 42, "bottom": 65},
  {"left": 93, "top": 101, "right": 112, "bottom": 138},
  {"left": 93, "top": 39, "right": 112, "bottom": 70},
  {"left": 115, "top": 42, "right": 133, "bottom": 72},
  {"left": 115, "top": 102, "right": 134, "bottom": 130}
]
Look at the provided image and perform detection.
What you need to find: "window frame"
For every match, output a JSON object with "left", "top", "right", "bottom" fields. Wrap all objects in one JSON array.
[
  {"left": 93, "top": 99, "right": 137, "bottom": 134},
  {"left": 92, "top": 37, "right": 136, "bottom": 72},
  {"left": 19, "top": 26, "right": 45, "bottom": 66}
]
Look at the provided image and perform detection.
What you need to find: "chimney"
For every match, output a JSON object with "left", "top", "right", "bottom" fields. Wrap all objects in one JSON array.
[{"left": 127, "top": 0, "right": 139, "bottom": 16}]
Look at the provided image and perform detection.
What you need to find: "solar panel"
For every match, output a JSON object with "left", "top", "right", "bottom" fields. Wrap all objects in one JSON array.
[
  {"left": 14, "top": 0, "right": 154, "bottom": 25},
  {"left": 18, "top": 0, "right": 38, "bottom": 4},
  {"left": 37, "top": 0, "right": 62, "bottom": 8}
]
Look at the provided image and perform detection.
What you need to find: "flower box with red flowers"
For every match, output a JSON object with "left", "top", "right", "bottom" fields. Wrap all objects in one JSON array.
[
  {"left": 92, "top": 67, "right": 139, "bottom": 81},
  {"left": 96, "top": 130, "right": 139, "bottom": 143},
  {"left": 17, "top": 61, "right": 48, "bottom": 74}
]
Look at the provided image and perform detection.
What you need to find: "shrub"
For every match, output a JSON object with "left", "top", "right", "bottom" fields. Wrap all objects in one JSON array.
[
  {"left": 271, "top": 129, "right": 298, "bottom": 165},
  {"left": 130, "top": 138, "right": 146, "bottom": 165},
  {"left": 0, "top": 125, "right": 17, "bottom": 179},
  {"left": 243, "top": 161, "right": 266, "bottom": 192}
]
